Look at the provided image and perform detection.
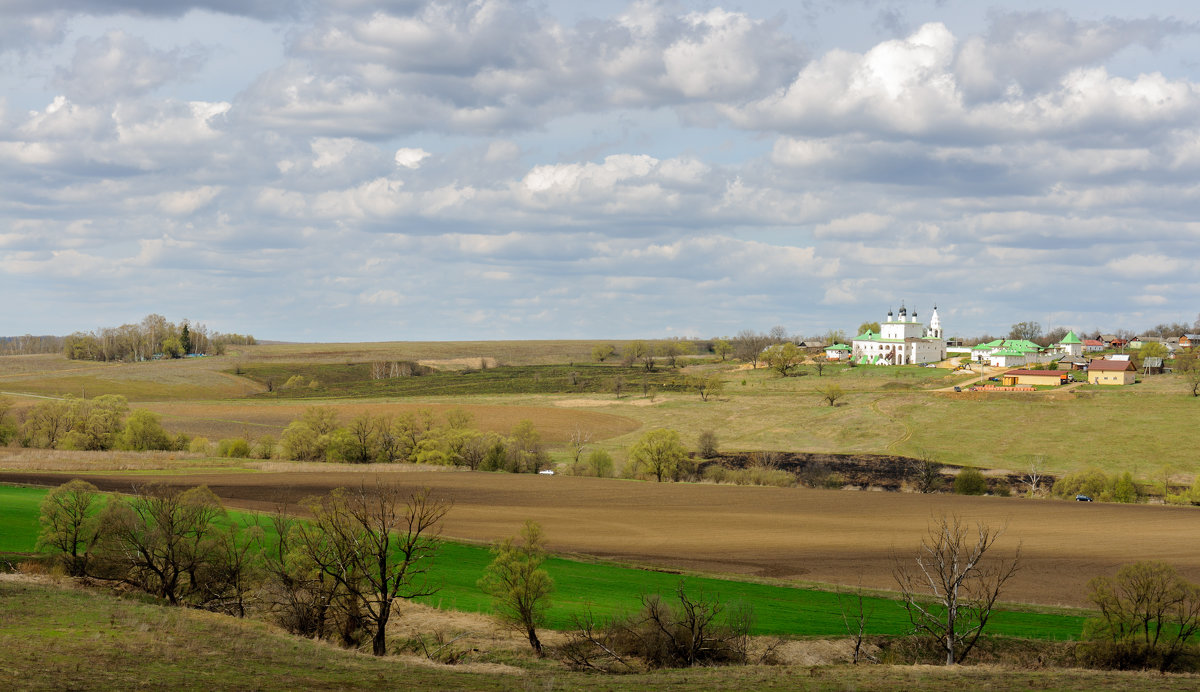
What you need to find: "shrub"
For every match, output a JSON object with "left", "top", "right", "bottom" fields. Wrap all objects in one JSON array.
[
  {"left": 252, "top": 435, "right": 276, "bottom": 460},
  {"left": 583, "top": 448, "right": 614, "bottom": 478},
  {"left": 953, "top": 467, "right": 989, "bottom": 495},
  {"left": 188, "top": 437, "right": 211, "bottom": 454},
  {"left": 217, "top": 437, "right": 251, "bottom": 459},
  {"left": 697, "top": 430, "right": 718, "bottom": 458},
  {"left": 1053, "top": 468, "right": 1114, "bottom": 500},
  {"left": 560, "top": 581, "right": 752, "bottom": 671}
]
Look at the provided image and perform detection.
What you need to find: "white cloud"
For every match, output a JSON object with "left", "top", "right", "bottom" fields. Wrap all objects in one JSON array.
[{"left": 393, "top": 147, "right": 430, "bottom": 169}]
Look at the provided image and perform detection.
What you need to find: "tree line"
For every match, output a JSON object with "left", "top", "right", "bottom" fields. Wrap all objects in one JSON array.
[
  {"left": 3, "top": 395, "right": 183, "bottom": 451},
  {"left": 60, "top": 314, "right": 255, "bottom": 362}
]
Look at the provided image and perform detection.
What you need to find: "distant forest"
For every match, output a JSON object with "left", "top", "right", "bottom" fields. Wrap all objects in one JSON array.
[{"left": 1, "top": 314, "right": 254, "bottom": 361}]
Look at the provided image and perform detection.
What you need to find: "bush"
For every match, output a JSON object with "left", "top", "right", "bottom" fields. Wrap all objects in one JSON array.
[
  {"left": 953, "top": 467, "right": 989, "bottom": 495},
  {"left": 1053, "top": 468, "right": 1115, "bottom": 500},
  {"left": 252, "top": 435, "right": 276, "bottom": 460},
  {"left": 559, "top": 581, "right": 751, "bottom": 671},
  {"left": 217, "top": 437, "right": 251, "bottom": 458},
  {"left": 697, "top": 430, "right": 718, "bottom": 458},
  {"left": 188, "top": 437, "right": 211, "bottom": 454}
]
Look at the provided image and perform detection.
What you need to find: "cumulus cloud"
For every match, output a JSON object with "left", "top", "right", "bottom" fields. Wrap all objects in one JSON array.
[
  {"left": 53, "top": 31, "right": 206, "bottom": 103},
  {"left": 4, "top": 1, "right": 1200, "bottom": 339}
]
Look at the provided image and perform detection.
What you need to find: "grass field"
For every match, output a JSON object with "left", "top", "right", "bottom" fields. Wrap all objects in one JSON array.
[{"left": 0, "top": 484, "right": 1088, "bottom": 640}]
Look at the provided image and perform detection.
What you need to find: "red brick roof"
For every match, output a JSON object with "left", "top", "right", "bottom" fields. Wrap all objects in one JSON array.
[{"left": 1088, "top": 360, "right": 1134, "bottom": 371}]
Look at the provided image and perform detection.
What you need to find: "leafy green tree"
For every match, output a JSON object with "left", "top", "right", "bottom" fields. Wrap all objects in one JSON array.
[
  {"left": 584, "top": 448, "right": 614, "bottom": 477},
  {"left": 712, "top": 339, "right": 733, "bottom": 361},
  {"left": 161, "top": 337, "right": 184, "bottom": 359},
  {"left": 661, "top": 341, "right": 694, "bottom": 368},
  {"left": 629, "top": 428, "right": 686, "bottom": 482},
  {"left": 507, "top": 420, "right": 550, "bottom": 473},
  {"left": 478, "top": 521, "right": 555, "bottom": 655},
  {"left": 591, "top": 344, "right": 616, "bottom": 362},
  {"left": 818, "top": 383, "right": 846, "bottom": 407},
  {"left": 693, "top": 374, "right": 724, "bottom": 401},
  {"left": 281, "top": 421, "right": 322, "bottom": 461},
  {"left": 1139, "top": 341, "right": 1168, "bottom": 361},
  {"left": 857, "top": 321, "right": 880, "bottom": 335},
  {"left": 954, "top": 467, "right": 988, "bottom": 495},
  {"left": 180, "top": 323, "right": 192, "bottom": 355},
  {"left": 217, "top": 437, "right": 252, "bottom": 458},
  {"left": 764, "top": 342, "right": 803, "bottom": 376},
  {"left": 1112, "top": 472, "right": 1139, "bottom": 503},
  {"left": 60, "top": 395, "right": 128, "bottom": 451},
  {"left": 22, "top": 398, "right": 72, "bottom": 449},
  {"left": 37, "top": 479, "right": 102, "bottom": 576},
  {"left": 119, "top": 409, "right": 174, "bottom": 451}
]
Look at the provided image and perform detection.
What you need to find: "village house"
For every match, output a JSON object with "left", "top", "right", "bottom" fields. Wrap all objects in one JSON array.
[
  {"left": 970, "top": 338, "right": 1051, "bottom": 367},
  {"left": 851, "top": 305, "right": 947, "bottom": 365},
  {"left": 824, "top": 343, "right": 851, "bottom": 360},
  {"left": 1002, "top": 369, "right": 1068, "bottom": 387},
  {"left": 1055, "top": 331, "right": 1083, "bottom": 357},
  {"left": 1181, "top": 334, "right": 1200, "bottom": 349},
  {"left": 1082, "top": 339, "right": 1105, "bottom": 353},
  {"left": 1087, "top": 359, "right": 1136, "bottom": 385}
]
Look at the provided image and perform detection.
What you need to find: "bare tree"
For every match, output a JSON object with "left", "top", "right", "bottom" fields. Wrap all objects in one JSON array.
[
  {"left": 912, "top": 456, "right": 944, "bottom": 494},
  {"left": 811, "top": 353, "right": 830, "bottom": 376},
  {"left": 733, "top": 330, "right": 769, "bottom": 367},
  {"left": 1022, "top": 456, "right": 1045, "bottom": 497},
  {"left": 1086, "top": 561, "right": 1200, "bottom": 672},
  {"left": 569, "top": 427, "right": 592, "bottom": 464},
  {"left": 893, "top": 515, "right": 1020, "bottom": 665},
  {"left": 294, "top": 484, "right": 451, "bottom": 656},
  {"left": 837, "top": 586, "right": 877, "bottom": 664}
]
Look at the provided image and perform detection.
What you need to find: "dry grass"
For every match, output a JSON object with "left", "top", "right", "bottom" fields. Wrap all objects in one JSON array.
[{"left": 142, "top": 400, "right": 640, "bottom": 443}]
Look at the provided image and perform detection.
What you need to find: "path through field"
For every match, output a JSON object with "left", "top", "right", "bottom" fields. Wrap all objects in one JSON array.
[{"left": 4, "top": 469, "right": 1195, "bottom": 609}]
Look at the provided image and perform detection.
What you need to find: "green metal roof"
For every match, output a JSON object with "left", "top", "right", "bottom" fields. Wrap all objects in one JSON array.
[
  {"left": 826, "top": 344, "right": 851, "bottom": 351},
  {"left": 1059, "top": 331, "right": 1082, "bottom": 344}
]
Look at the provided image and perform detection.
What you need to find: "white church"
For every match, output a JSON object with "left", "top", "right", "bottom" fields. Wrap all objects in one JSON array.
[{"left": 851, "top": 305, "right": 947, "bottom": 366}]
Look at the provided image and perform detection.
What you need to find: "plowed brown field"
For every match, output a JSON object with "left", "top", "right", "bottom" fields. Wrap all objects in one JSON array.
[{"left": 5, "top": 469, "right": 1197, "bottom": 609}]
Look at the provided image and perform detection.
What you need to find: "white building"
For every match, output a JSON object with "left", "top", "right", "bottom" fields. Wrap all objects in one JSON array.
[{"left": 851, "top": 305, "right": 947, "bottom": 365}]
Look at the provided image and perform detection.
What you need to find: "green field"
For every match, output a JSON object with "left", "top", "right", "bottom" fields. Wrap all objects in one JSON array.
[{"left": 0, "top": 484, "right": 1088, "bottom": 640}]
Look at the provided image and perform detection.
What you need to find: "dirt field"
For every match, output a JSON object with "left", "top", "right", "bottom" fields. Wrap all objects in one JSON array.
[
  {"left": 5, "top": 469, "right": 1197, "bottom": 609},
  {"left": 141, "top": 401, "right": 641, "bottom": 443}
]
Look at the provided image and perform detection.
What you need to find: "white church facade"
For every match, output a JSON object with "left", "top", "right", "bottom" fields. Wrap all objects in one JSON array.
[{"left": 851, "top": 306, "right": 947, "bottom": 366}]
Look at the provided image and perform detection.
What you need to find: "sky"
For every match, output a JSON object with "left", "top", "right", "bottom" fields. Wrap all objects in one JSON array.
[{"left": 2, "top": 0, "right": 1200, "bottom": 342}]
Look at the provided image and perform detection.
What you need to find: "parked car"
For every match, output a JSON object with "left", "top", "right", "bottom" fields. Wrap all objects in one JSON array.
[{"left": 1075, "top": 494, "right": 1093, "bottom": 502}]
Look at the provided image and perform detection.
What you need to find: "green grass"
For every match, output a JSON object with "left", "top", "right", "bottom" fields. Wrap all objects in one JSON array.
[
  {"left": 236, "top": 363, "right": 695, "bottom": 399},
  {"left": 1, "top": 484, "right": 1088, "bottom": 641},
  {"left": 0, "top": 485, "right": 43, "bottom": 553}
]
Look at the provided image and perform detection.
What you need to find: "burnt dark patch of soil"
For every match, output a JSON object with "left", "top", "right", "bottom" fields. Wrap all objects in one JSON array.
[{"left": 705, "top": 452, "right": 1052, "bottom": 493}]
